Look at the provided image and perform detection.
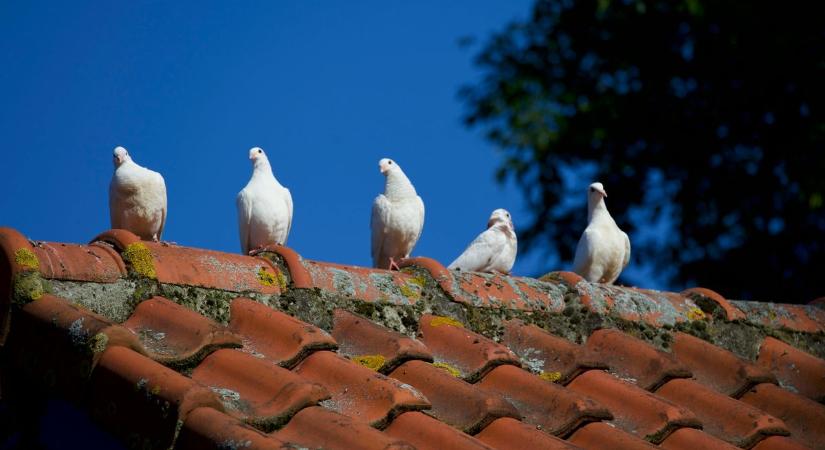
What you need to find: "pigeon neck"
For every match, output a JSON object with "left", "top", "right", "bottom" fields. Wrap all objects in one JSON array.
[
  {"left": 384, "top": 170, "right": 416, "bottom": 200},
  {"left": 252, "top": 160, "right": 281, "bottom": 186},
  {"left": 588, "top": 197, "right": 609, "bottom": 222}
]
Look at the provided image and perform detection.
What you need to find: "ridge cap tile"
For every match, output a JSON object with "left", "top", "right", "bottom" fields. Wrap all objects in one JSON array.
[
  {"left": 585, "top": 328, "right": 692, "bottom": 391},
  {"left": 177, "top": 407, "right": 289, "bottom": 450},
  {"left": 655, "top": 378, "right": 790, "bottom": 448},
  {"left": 384, "top": 411, "right": 495, "bottom": 450},
  {"left": 275, "top": 406, "right": 415, "bottom": 450},
  {"left": 739, "top": 382, "right": 825, "bottom": 449},
  {"left": 757, "top": 336, "right": 825, "bottom": 403},
  {"left": 671, "top": 331, "right": 777, "bottom": 398},
  {"left": 477, "top": 364, "right": 612, "bottom": 436},
  {"left": 474, "top": 417, "right": 585, "bottom": 450},
  {"left": 229, "top": 297, "right": 337, "bottom": 368},
  {"left": 332, "top": 309, "right": 433, "bottom": 374},
  {"left": 31, "top": 241, "right": 125, "bottom": 282},
  {"left": 418, "top": 313, "right": 520, "bottom": 382},
  {"left": 301, "top": 259, "right": 425, "bottom": 305},
  {"left": 389, "top": 359, "right": 519, "bottom": 435},
  {"left": 566, "top": 369, "right": 701, "bottom": 443},
  {"left": 292, "top": 350, "right": 430, "bottom": 429},
  {"left": 191, "top": 348, "right": 330, "bottom": 431},
  {"left": 122, "top": 296, "right": 242, "bottom": 367}
]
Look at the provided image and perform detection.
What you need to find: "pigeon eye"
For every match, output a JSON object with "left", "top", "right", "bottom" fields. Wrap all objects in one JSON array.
[
  {"left": 388, "top": 161, "right": 393, "bottom": 165},
  {"left": 590, "top": 187, "right": 594, "bottom": 192},
  {"left": 258, "top": 149, "right": 262, "bottom": 154}
]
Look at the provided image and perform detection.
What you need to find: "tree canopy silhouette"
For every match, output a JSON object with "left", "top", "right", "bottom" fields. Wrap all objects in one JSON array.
[{"left": 461, "top": 0, "right": 825, "bottom": 302}]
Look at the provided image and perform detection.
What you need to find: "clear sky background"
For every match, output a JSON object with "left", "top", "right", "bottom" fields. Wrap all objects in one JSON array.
[{"left": 0, "top": 1, "right": 658, "bottom": 286}]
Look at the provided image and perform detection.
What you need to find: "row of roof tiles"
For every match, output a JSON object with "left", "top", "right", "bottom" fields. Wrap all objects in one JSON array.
[
  {"left": 1, "top": 227, "right": 824, "bottom": 450},
  {"left": 2, "top": 228, "right": 824, "bottom": 334}
]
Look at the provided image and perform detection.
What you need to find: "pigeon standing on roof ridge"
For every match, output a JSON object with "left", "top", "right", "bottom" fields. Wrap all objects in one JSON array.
[
  {"left": 448, "top": 208, "right": 517, "bottom": 274},
  {"left": 572, "top": 182, "right": 631, "bottom": 284},
  {"left": 109, "top": 146, "right": 168, "bottom": 241},
  {"left": 236, "top": 147, "right": 293, "bottom": 254},
  {"left": 371, "top": 158, "right": 425, "bottom": 270}
]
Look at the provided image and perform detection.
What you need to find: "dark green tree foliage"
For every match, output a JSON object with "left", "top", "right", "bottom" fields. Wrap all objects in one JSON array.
[{"left": 461, "top": 0, "right": 825, "bottom": 302}]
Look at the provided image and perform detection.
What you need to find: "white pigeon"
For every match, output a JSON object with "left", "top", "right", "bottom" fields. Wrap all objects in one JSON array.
[
  {"left": 572, "top": 182, "right": 631, "bottom": 284},
  {"left": 109, "top": 146, "right": 167, "bottom": 241},
  {"left": 448, "top": 209, "right": 517, "bottom": 274},
  {"left": 371, "top": 158, "right": 425, "bottom": 270},
  {"left": 236, "top": 147, "right": 293, "bottom": 254}
]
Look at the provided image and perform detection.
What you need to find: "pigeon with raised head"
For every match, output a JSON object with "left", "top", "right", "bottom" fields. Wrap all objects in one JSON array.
[
  {"left": 371, "top": 158, "right": 425, "bottom": 270},
  {"left": 237, "top": 147, "right": 293, "bottom": 254},
  {"left": 572, "top": 182, "right": 631, "bottom": 284},
  {"left": 109, "top": 146, "right": 167, "bottom": 241},
  {"left": 448, "top": 209, "right": 517, "bottom": 274}
]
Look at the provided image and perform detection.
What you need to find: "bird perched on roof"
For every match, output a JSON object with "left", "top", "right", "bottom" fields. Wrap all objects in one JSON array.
[
  {"left": 109, "top": 146, "right": 167, "bottom": 241},
  {"left": 236, "top": 147, "right": 293, "bottom": 254},
  {"left": 448, "top": 209, "right": 517, "bottom": 274},
  {"left": 573, "top": 182, "right": 631, "bottom": 284},
  {"left": 371, "top": 158, "right": 425, "bottom": 270}
]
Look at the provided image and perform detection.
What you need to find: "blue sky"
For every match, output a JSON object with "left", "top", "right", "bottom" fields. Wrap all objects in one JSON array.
[{"left": 0, "top": 1, "right": 650, "bottom": 282}]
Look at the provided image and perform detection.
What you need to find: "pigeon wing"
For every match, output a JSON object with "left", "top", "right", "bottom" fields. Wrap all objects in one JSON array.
[
  {"left": 572, "top": 228, "right": 596, "bottom": 276},
  {"left": 448, "top": 228, "right": 501, "bottom": 271},
  {"left": 371, "top": 194, "right": 391, "bottom": 267},
  {"left": 236, "top": 189, "right": 253, "bottom": 254},
  {"left": 622, "top": 231, "right": 631, "bottom": 268},
  {"left": 283, "top": 187, "right": 294, "bottom": 244},
  {"left": 154, "top": 171, "right": 168, "bottom": 240}
]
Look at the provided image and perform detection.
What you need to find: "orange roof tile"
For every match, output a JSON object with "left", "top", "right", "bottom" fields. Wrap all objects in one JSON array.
[{"left": 1, "top": 226, "right": 824, "bottom": 449}]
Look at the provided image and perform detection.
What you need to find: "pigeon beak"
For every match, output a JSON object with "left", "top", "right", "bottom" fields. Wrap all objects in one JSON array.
[{"left": 597, "top": 188, "right": 607, "bottom": 197}]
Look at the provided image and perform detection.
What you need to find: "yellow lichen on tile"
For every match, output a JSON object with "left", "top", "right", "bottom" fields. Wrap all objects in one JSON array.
[
  {"left": 14, "top": 248, "right": 39, "bottom": 270},
  {"left": 430, "top": 316, "right": 464, "bottom": 328},
  {"left": 540, "top": 371, "right": 563, "bottom": 383},
  {"left": 687, "top": 306, "right": 706, "bottom": 321},
  {"left": 432, "top": 362, "right": 461, "bottom": 377},
  {"left": 257, "top": 267, "right": 277, "bottom": 286},
  {"left": 122, "top": 243, "right": 156, "bottom": 279},
  {"left": 353, "top": 354, "right": 386, "bottom": 371}
]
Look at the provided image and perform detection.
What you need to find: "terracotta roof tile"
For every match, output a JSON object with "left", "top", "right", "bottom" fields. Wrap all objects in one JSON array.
[
  {"left": 384, "top": 411, "right": 494, "bottom": 450},
  {"left": 658, "top": 427, "right": 741, "bottom": 450},
  {"left": 475, "top": 417, "right": 585, "bottom": 449},
  {"left": 585, "top": 328, "right": 692, "bottom": 391},
  {"left": 502, "top": 319, "right": 606, "bottom": 385},
  {"left": 566, "top": 370, "right": 700, "bottom": 443},
  {"left": 751, "top": 436, "right": 813, "bottom": 450},
  {"left": 670, "top": 331, "right": 776, "bottom": 397},
  {"left": 418, "top": 313, "right": 520, "bottom": 382},
  {"left": 332, "top": 309, "right": 433, "bottom": 374},
  {"left": 31, "top": 241, "right": 125, "bottom": 282},
  {"left": 275, "top": 406, "right": 415, "bottom": 450},
  {"left": 758, "top": 336, "right": 825, "bottom": 402},
  {"left": 122, "top": 296, "right": 242, "bottom": 367},
  {"left": 229, "top": 297, "right": 337, "bottom": 368},
  {"left": 656, "top": 378, "right": 789, "bottom": 447},
  {"left": 177, "top": 407, "right": 288, "bottom": 450},
  {"left": 301, "top": 260, "right": 424, "bottom": 305},
  {"left": 389, "top": 359, "right": 518, "bottom": 434},
  {"left": 567, "top": 421, "right": 658, "bottom": 449},
  {"left": 5, "top": 294, "right": 144, "bottom": 399},
  {"left": 293, "top": 350, "right": 430, "bottom": 428},
  {"left": 477, "top": 364, "right": 612, "bottom": 436},
  {"left": 88, "top": 346, "right": 224, "bottom": 450},
  {"left": 2, "top": 229, "right": 825, "bottom": 449},
  {"left": 740, "top": 382, "right": 825, "bottom": 449},
  {"left": 190, "top": 349, "right": 329, "bottom": 430}
]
